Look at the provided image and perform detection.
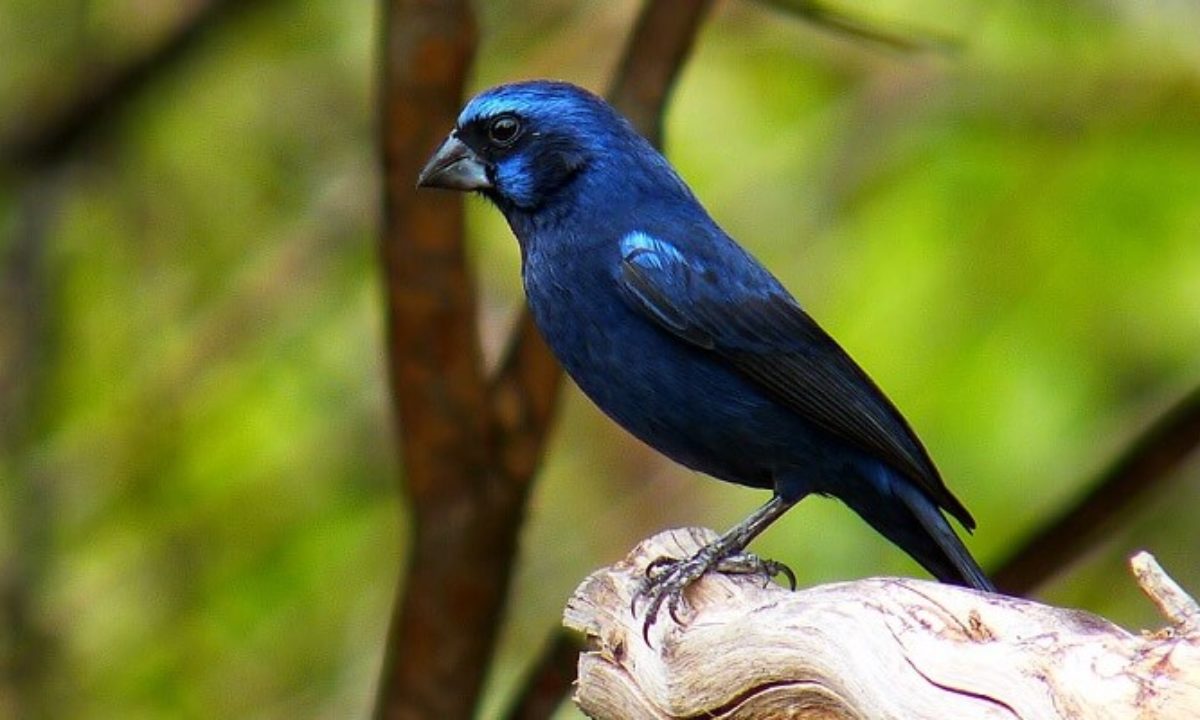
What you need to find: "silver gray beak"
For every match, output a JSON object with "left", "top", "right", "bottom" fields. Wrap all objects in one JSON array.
[{"left": 416, "top": 134, "right": 492, "bottom": 191}]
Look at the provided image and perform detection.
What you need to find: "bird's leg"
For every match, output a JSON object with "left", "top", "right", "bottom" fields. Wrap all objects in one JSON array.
[{"left": 633, "top": 494, "right": 796, "bottom": 642}]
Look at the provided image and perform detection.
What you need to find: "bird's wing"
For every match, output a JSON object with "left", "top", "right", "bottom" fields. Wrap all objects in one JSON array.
[{"left": 616, "top": 231, "right": 974, "bottom": 529}]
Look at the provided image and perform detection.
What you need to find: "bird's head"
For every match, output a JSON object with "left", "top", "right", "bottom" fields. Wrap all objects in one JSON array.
[{"left": 418, "top": 80, "right": 658, "bottom": 213}]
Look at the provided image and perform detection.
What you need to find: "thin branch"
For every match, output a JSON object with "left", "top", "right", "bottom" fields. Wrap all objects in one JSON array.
[
  {"left": 1130, "top": 551, "right": 1200, "bottom": 633},
  {"left": 488, "top": 311, "right": 563, "bottom": 485},
  {"left": 0, "top": 174, "right": 64, "bottom": 720},
  {"left": 608, "top": 0, "right": 715, "bottom": 147},
  {"left": 503, "top": 631, "right": 585, "bottom": 720},
  {"left": 1, "top": 0, "right": 277, "bottom": 171},
  {"left": 496, "top": 2, "right": 714, "bottom": 718},
  {"left": 754, "top": 0, "right": 961, "bottom": 54},
  {"left": 992, "top": 386, "right": 1200, "bottom": 595}
]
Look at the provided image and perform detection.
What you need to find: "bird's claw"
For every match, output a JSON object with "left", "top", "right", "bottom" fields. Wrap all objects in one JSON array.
[
  {"left": 631, "top": 549, "right": 798, "bottom": 644},
  {"left": 715, "top": 551, "right": 797, "bottom": 590},
  {"left": 631, "top": 551, "right": 716, "bottom": 644}
]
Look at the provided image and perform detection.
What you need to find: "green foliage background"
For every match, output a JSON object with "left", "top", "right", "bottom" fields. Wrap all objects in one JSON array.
[{"left": 1, "top": 1, "right": 1198, "bottom": 717}]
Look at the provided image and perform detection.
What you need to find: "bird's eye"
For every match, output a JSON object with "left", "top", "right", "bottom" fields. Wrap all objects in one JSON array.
[{"left": 487, "top": 115, "right": 521, "bottom": 147}]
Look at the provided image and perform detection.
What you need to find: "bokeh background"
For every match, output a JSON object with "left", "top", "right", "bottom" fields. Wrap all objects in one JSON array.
[{"left": 2, "top": 0, "right": 1199, "bottom": 717}]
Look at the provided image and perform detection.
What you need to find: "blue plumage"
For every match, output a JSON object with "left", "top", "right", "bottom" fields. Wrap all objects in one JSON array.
[{"left": 419, "top": 80, "right": 994, "bottom": 628}]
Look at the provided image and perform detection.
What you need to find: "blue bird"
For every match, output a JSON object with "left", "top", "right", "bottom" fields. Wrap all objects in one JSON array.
[{"left": 418, "top": 80, "right": 994, "bottom": 632}]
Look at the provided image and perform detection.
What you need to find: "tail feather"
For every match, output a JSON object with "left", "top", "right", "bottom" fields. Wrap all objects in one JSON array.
[
  {"left": 892, "top": 480, "right": 995, "bottom": 592},
  {"left": 838, "top": 461, "right": 995, "bottom": 593}
]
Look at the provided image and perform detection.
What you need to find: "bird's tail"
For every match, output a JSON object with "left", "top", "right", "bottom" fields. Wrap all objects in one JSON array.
[
  {"left": 842, "top": 462, "right": 995, "bottom": 593},
  {"left": 891, "top": 479, "right": 995, "bottom": 592}
]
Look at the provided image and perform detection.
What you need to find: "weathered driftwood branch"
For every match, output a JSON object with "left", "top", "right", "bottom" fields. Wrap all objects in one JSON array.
[{"left": 564, "top": 528, "right": 1200, "bottom": 719}]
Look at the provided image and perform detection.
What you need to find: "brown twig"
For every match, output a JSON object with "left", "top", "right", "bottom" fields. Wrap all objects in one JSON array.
[
  {"left": 496, "top": 2, "right": 714, "bottom": 718},
  {"left": 0, "top": 175, "right": 64, "bottom": 720},
  {"left": 753, "top": 0, "right": 960, "bottom": 54},
  {"left": 608, "top": 0, "right": 715, "bottom": 148},
  {"left": 1130, "top": 551, "right": 1200, "bottom": 634},
  {"left": 992, "top": 386, "right": 1200, "bottom": 595},
  {"left": 488, "top": 311, "right": 564, "bottom": 487},
  {"left": 503, "top": 631, "right": 586, "bottom": 720},
  {"left": 1, "top": 0, "right": 276, "bottom": 171}
]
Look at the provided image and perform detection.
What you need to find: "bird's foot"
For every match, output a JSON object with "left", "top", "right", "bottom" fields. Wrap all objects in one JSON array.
[{"left": 631, "top": 546, "right": 795, "bottom": 644}]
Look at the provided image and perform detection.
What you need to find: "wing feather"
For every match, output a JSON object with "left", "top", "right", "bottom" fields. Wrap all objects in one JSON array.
[{"left": 617, "top": 235, "right": 974, "bottom": 529}]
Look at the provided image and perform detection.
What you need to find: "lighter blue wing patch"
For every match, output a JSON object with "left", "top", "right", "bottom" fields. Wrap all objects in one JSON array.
[
  {"left": 619, "top": 231, "right": 686, "bottom": 270},
  {"left": 616, "top": 231, "right": 715, "bottom": 348}
]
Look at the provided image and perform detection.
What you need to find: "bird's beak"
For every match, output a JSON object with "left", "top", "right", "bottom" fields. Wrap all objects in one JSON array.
[{"left": 416, "top": 134, "right": 492, "bottom": 191}]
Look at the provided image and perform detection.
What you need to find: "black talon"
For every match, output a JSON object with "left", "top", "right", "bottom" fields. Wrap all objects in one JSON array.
[
  {"left": 667, "top": 592, "right": 685, "bottom": 626},
  {"left": 773, "top": 560, "right": 797, "bottom": 590},
  {"left": 645, "top": 556, "right": 675, "bottom": 579},
  {"left": 641, "top": 605, "right": 658, "bottom": 645},
  {"left": 752, "top": 558, "right": 796, "bottom": 589}
]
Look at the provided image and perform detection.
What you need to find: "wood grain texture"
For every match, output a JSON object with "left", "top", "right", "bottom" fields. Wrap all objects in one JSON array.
[{"left": 566, "top": 528, "right": 1200, "bottom": 719}]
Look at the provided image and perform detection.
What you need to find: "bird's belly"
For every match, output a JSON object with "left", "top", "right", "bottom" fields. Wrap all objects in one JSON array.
[{"left": 529, "top": 283, "right": 838, "bottom": 490}]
